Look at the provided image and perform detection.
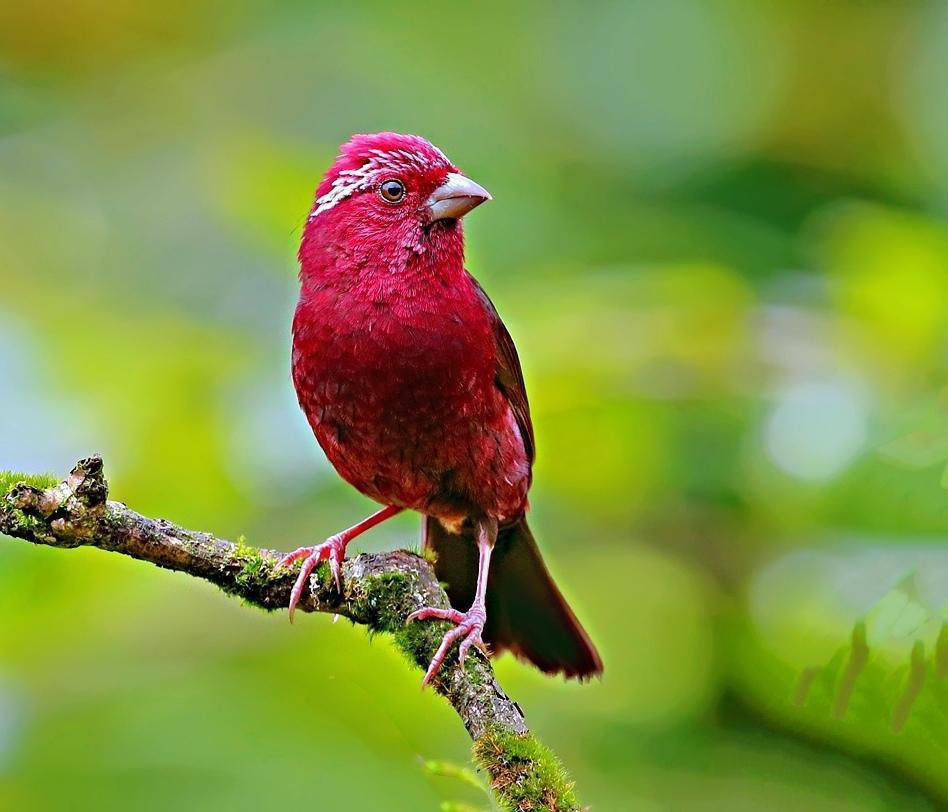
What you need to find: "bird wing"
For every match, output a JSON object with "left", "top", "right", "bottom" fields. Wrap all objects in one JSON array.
[{"left": 469, "top": 275, "right": 535, "bottom": 466}]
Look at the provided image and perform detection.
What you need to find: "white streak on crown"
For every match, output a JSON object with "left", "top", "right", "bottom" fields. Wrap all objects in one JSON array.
[{"left": 309, "top": 146, "right": 450, "bottom": 221}]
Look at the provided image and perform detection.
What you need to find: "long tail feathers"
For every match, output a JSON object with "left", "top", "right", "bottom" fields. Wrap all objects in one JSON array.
[{"left": 424, "top": 516, "right": 603, "bottom": 679}]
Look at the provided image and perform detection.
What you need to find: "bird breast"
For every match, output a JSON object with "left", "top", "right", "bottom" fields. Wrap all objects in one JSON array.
[{"left": 291, "top": 276, "right": 525, "bottom": 515}]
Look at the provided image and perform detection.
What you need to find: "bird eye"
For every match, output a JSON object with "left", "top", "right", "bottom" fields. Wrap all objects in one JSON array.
[{"left": 379, "top": 179, "right": 406, "bottom": 203}]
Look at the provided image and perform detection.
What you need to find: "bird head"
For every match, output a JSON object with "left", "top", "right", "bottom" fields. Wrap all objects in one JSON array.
[{"left": 300, "top": 133, "right": 490, "bottom": 280}]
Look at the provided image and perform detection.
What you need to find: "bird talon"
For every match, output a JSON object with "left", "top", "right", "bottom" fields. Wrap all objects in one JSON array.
[
  {"left": 458, "top": 633, "right": 485, "bottom": 668},
  {"left": 406, "top": 606, "right": 465, "bottom": 625},
  {"left": 329, "top": 554, "right": 343, "bottom": 593},
  {"left": 409, "top": 604, "right": 486, "bottom": 687},
  {"left": 278, "top": 536, "right": 347, "bottom": 623}
]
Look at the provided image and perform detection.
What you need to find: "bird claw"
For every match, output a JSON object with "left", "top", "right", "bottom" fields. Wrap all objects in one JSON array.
[
  {"left": 406, "top": 606, "right": 465, "bottom": 625},
  {"left": 277, "top": 535, "right": 346, "bottom": 622},
  {"left": 408, "top": 604, "right": 487, "bottom": 687}
]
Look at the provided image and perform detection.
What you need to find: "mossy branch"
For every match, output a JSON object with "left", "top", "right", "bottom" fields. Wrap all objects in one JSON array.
[{"left": 0, "top": 456, "right": 581, "bottom": 812}]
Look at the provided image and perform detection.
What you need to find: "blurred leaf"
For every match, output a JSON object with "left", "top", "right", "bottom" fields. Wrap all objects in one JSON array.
[
  {"left": 422, "top": 759, "right": 489, "bottom": 794},
  {"left": 864, "top": 574, "right": 931, "bottom": 646},
  {"left": 818, "top": 203, "right": 948, "bottom": 378},
  {"left": 738, "top": 547, "right": 948, "bottom": 799},
  {"left": 879, "top": 430, "right": 948, "bottom": 470}
]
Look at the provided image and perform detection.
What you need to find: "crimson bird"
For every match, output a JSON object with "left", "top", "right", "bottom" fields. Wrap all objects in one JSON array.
[{"left": 279, "top": 133, "right": 602, "bottom": 684}]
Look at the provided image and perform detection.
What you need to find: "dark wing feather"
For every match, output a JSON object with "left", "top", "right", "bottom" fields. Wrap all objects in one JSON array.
[
  {"left": 469, "top": 275, "right": 535, "bottom": 465},
  {"left": 427, "top": 277, "right": 602, "bottom": 678}
]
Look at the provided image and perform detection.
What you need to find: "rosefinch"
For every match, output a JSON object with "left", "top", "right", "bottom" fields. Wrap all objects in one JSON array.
[{"left": 280, "top": 133, "right": 602, "bottom": 684}]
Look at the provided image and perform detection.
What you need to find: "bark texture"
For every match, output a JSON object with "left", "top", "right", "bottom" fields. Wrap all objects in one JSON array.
[{"left": 0, "top": 456, "right": 580, "bottom": 811}]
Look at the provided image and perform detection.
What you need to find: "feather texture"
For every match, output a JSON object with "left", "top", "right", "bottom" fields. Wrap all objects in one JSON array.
[{"left": 293, "top": 133, "right": 602, "bottom": 679}]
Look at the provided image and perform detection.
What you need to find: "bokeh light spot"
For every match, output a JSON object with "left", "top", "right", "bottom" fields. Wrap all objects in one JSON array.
[{"left": 764, "top": 380, "right": 867, "bottom": 482}]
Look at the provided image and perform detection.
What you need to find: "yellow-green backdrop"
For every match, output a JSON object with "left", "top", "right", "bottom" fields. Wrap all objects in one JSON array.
[{"left": 2, "top": 1, "right": 947, "bottom": 809}]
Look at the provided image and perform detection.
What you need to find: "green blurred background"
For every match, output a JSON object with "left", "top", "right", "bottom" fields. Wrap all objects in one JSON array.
[{"left": 2, "top": 1, "right": 948, "bottom": 809}]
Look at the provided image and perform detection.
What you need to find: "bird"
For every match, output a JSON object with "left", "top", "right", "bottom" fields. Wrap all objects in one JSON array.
[{"left": 279, "top": 132, "right": 602, "bottom": 685}]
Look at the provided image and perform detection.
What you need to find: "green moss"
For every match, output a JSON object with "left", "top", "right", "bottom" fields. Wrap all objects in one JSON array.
[
  {"left": 0, "top": 510, "right": 43, "bottom": 538},
  {"left": 17, "top": 512, "right": 43, "bottom": 532},
  {"left": 472, "top": 726, "right": 579, "bottom": 812},
  {"left": 404, "top": 543, "right": 438, "bottom": 566},
  {"left": 0, "top": 504, "right": 52, "bottom": 544},
  {"left": 234, "top": 547, "right": 269, "bottom": 590},
  {"left": 349, "top": 566, "right": 495, "bottom": 684},
  {"left": 463, "top": 655, "right": 490, "bottom": 688},
  {"left": 349, "top": 568, "right": 458, "bottom": 673},
  {"left": 392, "top": 617, "right": 449, "bottom": 669},
  {"left": 0, "top": 471, "right": 58, "bottom": 495},
  {"left": 310, "top": 559, "right": 332, "bottom": 590},
  {"left": 219, "top": 537, "right": 281, "bottom": 611},
  {"left": 351, "top": 570, "right": 414, "bottom": 632}
]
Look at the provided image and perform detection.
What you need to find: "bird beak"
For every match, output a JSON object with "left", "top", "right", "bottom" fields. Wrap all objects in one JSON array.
[{"left": 426, "top": 172, "right": 492, "bottom": 222}]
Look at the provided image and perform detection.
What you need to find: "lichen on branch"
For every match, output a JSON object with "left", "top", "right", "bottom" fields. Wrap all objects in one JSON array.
[{"left": 0, "top": 456, "right": 581, "bottom": 811}]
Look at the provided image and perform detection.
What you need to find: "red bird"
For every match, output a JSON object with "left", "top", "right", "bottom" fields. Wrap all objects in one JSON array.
[{"left": 280, "top": 133, "right": 602, "bottom": 684}]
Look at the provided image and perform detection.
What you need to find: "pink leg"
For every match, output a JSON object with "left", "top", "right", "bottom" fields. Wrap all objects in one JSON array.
[
  {"left": 278, "top": 505, "right": 402, "bottom": 622},
  {"left": 408, "top": 519, "right": 496, "bottom": 687}
]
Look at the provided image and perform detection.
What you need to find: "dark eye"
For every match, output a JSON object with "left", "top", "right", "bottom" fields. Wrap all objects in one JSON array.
[{"left": 379, "top": 179, "right": 406, "bottom": 203}]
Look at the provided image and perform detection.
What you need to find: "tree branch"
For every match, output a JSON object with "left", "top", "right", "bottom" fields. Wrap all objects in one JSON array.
[{"left": 0, "top": 456, "right": 581, "bottom": 812}]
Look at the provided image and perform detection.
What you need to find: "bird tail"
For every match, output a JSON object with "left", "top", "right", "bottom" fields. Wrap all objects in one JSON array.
[{"left": 424, "top": 515, "right": 603, "bottom": 679}]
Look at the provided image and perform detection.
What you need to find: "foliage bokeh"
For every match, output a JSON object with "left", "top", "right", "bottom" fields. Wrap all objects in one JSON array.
[{"left": 2, "top": 1, "right": 948, "bottom": 809}]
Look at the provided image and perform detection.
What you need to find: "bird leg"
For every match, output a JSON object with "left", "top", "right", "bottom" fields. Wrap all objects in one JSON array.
[
  {"left": 408, "top": 519, "right": 496, "bottom": 687},
  {"left": 278, "top": 505, "right": 403, "bottom": 622}
]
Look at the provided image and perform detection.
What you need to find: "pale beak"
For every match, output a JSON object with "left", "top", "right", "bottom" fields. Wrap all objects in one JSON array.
[{"left": 426, "top": 172, "right": 492, "bottom": 222}]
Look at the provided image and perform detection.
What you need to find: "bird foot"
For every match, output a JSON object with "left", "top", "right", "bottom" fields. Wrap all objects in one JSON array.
[
  {"left": 407, "top": 604, "right": 487, "bottom": 687},
  {"left": 277, "top": 534, "right": 347, "bottom": 622}
]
